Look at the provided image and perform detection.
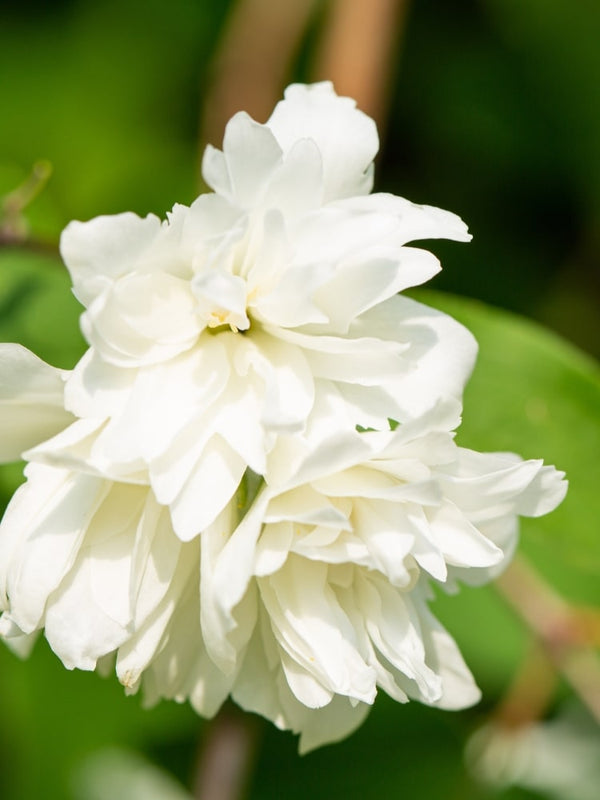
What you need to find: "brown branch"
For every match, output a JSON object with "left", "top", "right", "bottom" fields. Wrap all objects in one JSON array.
[
  {"left": 199, "top": 0, "right": 317, "bottom": 159},
  {"left": 0, "top": 161, "right": 57, "bottom": 258},
  {"left": 0, "top": 235, "right": 59, "bottom": 257},
  {"left": 495, "top": 555, "right": 600, "bottom": 724},
  {"left": 193, "top": 704, "right": 262, "bottom": 800},
  {"left": 311, "top": 0, "right": 411, "bottom": 133},
  {"left": 493, "top": 642, "right": 558, "bottom": 730}
]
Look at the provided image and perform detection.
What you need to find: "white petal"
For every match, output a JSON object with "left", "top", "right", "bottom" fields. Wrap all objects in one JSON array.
[
  {"left": 1, "top": 465, "right": 107, "bottom": 631},
  {"left": 253, "top": 221, "right": 334, "bottom": 325},
  {"left": 351, "top": 500, "right": 416, "bottom": 587},
  {"left": 129, "top": 499, "right": 184, "bottom": 627},
  {"left": 136, "top": 566, "right": 207, "bottom": 707},
  {"left": 27, "top": 416, "right": 148, "bottom": 482},
  {"left": 44, "top": 555, "right": 130, "bottom": 670},
  {"left": 148, "top": 413, "right": 219, "bottom": 507},
  {"left": 264, "top": 484, "right": 351, "bottom": 528},
  {"left": 0, "top": 614, "right": 38, "bottom": 657},
  {"left": 82, "top": 273, "right": 199, "bottom": 367},
  {"left": 248, "top": 331, "right": 315, "bottom": 432},
  {"left": 192, "top": 269, "right": 249, "bottom": 331},
  {"left": 184, "top": 194, "right": 248, "bottom": 272},
  {"left": 285, "top": 199, "right": 459, "bottom": 332},
  {"left": 116, "top": 539, "right": 198, "bottom": 692},
  {"left": 414, "top": 596, "right": 481, "bottom": 710},
  {"left": 514, "top": 464, "right": 567, "bottom": 517},
  {"left": 243, "top": 207, "right": 290, "bottom": 292},
  {"left": 280, "top": 649, "right": 334, "bottom": 709},
  {"left": 404, "top": 503, "right": 448, "bottom": 582},
  {"left": 232, "top": 608, "right": 290, "bottom": 727},
  {"left": 297, "top": 695, "right": 371, "bottom": 754},
  {"left": 267, "top": 82, "right": 378, "bottom": 203},
  {"left": 60, "top": 212, "right": 162, "bottom": 306},
  {"left": 184, "top": 647, "right": 239, "bottom": 718},
  {"left": 338, "top": 295, "right": 478, "bottom": 423},
  {"left": 441, "top": 451, "right": 567, "bottom": 522},
  {"left": 201, "top": 492, "right": 269, "bottom": 668},
  {"left": 311, "top": 248, "right": 442, "bottom": 334},
  {"left": 203, "top": 112, "right": 283, "bottom": 207},
  {"left": 64, "top": 349, "right": 134, "bottom": 419},
  {"left": 335, "top": 193, "right": 472, "bottom": 244},
  {"left": 260, "top": 558, "right": 377, "bottom": 703},
  {"left": 170, "top": 436, "right": 246, "bottom": 541},
  {"left": 356, "top": 572, "right": 442, "bottom": 704},
  {"left": 95, "top": 339, "right": 230, "bottom": 468},
  {"left": 0, "top": 344, "right": 74, "bottom": 461},
  {"left": 267, "top": 429, "right": 370, "bottom": 492},
  {"left": 233, "top": 610, "right": 372, "bottom": 751},
  {"left": 426, "top": 501, "right": 504, "bottom": 571},
  {"left": 201, "top": 144, "right": 232, "bottom": 199},
  {"left": 254, "top": 521, "right": 293, "bottom": 577},
  {"left": 271, "top": 326, "right": 410, "bottom": 389},
  {"left": 289, "top": 202, "right": 409, "bottom": 267},
  {"left": 262, "top": 137, "right": 324, "bottom": 217}
]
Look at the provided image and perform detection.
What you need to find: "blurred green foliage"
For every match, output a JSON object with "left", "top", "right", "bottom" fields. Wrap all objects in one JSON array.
[
  {"left": 385, "top": 0, "right": 600, "bottom": 356},
  {"left": 1, "top": 1, "right": 599, "bottom": 798}
]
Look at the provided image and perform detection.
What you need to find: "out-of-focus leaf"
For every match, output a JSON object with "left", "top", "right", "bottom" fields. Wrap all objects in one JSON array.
[
  {"left": 0, "top": 248, "right": 85, "bottom": 369},
  {"left": 467, "top": 704, "right": 600, "bottom": 800},
  {"left": 0, "top": 0, "right": 229, "bottom": 232},
  {"left": 73, "top": 748, "right": 193, "bottom": 800},
  {"left": 0, "top": 641, "right": 199, "bottom": 800}
]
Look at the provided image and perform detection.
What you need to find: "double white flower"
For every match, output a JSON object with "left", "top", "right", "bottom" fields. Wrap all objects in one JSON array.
[{"left": 0, "top": 83, "right": 566, "bottom": 750}]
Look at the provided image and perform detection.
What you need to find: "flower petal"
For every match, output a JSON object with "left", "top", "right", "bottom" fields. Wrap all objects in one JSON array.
[
  {"left": 60, "top": 212, "right": 162, "bottom": 306},
  {"left": 203, "top": 112, "right": 283, "bottom": 208},
  {"left": 266, "top": 82, "right": 378, "bottom": 203},
  {"left": 82, "top": 273, "right": 199, "bottom": 367},
  {"left": 0, "top": 344, "right": 74, "bottom": 462},
  {"left": 0, "top": 465, "right": 107, "bottom": 632}
]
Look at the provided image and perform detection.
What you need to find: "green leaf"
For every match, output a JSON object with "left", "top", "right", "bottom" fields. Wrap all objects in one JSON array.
[
  {"left": 0, "top": 641, "right": 199, "bottom": 800},
  {"left": 0, "top": 248, "right": 86, "bottom": 369}
]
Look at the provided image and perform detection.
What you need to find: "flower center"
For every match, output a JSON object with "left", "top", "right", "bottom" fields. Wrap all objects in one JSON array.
[{"left": 192, "top": 270, "right": 250, "bottom": 333}]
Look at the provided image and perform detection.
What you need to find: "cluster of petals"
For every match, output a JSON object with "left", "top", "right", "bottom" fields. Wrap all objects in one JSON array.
[
  {"left": 42, "top": 82, "right": 476, "bottom": 540},
  {"left": 0, "top": 83, "right": 566, "bottom": 750}
]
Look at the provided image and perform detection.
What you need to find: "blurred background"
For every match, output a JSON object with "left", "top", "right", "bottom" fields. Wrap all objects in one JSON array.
[{"left": 0, "top": 1, "right": 598, "bottom": 798}]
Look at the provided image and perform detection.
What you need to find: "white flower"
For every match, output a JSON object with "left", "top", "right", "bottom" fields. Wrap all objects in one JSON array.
[
  {"left": 28, "top": 81, "right": 477, "bottom": 541},
  {"left": 0, "top": 82, "right": 567, "bottom": 752},
  {"left": 0, "top": 396, "right": 566, "bottom": 752}
]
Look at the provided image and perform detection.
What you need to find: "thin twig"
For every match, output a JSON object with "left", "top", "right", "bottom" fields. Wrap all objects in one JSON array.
[
  {"left": 199, "top": 0, "right": 317, "bottom": 158},
  {"left": 0, "top": 236, "right": 59, "bottom": 256},
  {"left": 0, "top": 161, "right": 58, "bottom": 257},
  {"left": 312, "top": 0, "right": 411, "bottom": 132},
  {"left": 493, "top": 641, "right": 558, "bottom": 729},
  {"left": 1, "top": 161, "right": 53, "bottom": 240},
  {"left": 193, "top": 704, "right": 261, "bottom": 800},
  {"left": 496, "top": 555, "right": 600, "bottom": 723}
]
